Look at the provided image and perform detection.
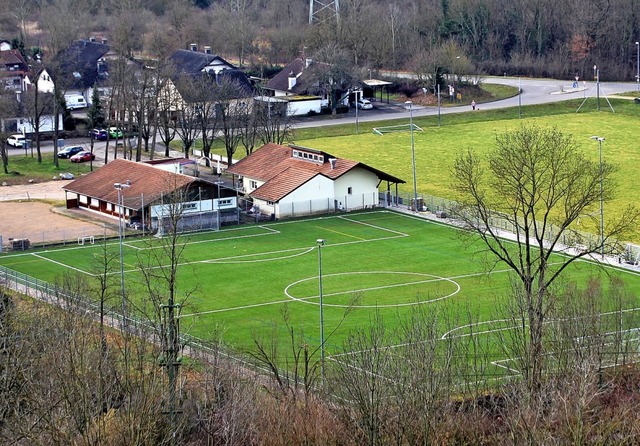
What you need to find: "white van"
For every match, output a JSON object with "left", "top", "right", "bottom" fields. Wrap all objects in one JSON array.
[{"left": 65, "top": 94, "right": 86, "bottom": 110}]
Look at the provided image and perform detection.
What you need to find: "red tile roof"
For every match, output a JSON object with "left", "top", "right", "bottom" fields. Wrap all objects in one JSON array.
[
  {"left": 62, "top": 159, "right": 199, "bottom": 210},
  {"left": 226, "top": 143, "right": 404, "bottom": 202}
]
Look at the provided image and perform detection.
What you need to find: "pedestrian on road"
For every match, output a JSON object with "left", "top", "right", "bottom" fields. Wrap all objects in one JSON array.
[{"left": 471, "top": 100, "right": 477, "bottom": 111}]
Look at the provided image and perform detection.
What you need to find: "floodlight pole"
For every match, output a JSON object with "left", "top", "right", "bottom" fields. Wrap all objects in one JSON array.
[
  {"left": 590, "top": 136, "right": 605, "bottom": 260},
  {"left": 317, "top": 239, "right": 326, "bottom": 384},
  {"left": 636, "top": 42, "right": 639, "bottom": 92},
  {"left": 114, "top": 182, "right": 131, "bottom": 328},
  {"left": 405, "top": 101, "right": 418, "bottom": 211},
  {"left": 355, "top": 90, "right": 359, "bottom": 135},
  {"left": 215, "top": 179, "right": 224, "bottom": 231}
]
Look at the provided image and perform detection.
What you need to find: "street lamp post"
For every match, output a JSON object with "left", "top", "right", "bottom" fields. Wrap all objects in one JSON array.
[
  {"left": 355, "top": 90, "right": 359, "bottom": 135},
  {"left": 405, "top": 101, "right": 418, "bottom": 211},
  {"left": 316, "top": 239, "right": 326, "bottom": 383},
  {"left": 636, "top": 42, "right": 639, "bottom": 92},
  {"left": 215, "top": 179, "right": 224, "bottom": 231},
  {"left": 114, "top": 182, "right": 131, "bottom": 327},
  {"left": 590, "top": 136, "right": 605, "bottom": 259}
]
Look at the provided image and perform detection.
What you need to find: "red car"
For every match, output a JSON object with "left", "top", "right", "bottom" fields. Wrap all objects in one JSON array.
[{"left": 70, "top": 151, "right": 96, "bottom": 163}]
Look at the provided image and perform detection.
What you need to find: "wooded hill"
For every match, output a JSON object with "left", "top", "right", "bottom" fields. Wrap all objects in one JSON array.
[{"left": 3, "top": 0, "right": 639, "bottom": 81}]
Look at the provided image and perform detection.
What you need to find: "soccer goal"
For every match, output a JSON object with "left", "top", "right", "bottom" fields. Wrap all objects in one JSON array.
[
  {"left": 78, "top": 236, "right": 95, "bottom": 245},
  {"left": 372, "top": 123, "right": 423, "bottom": 135},
  {"left": 623, "top": 243, "right": 640, "bottom": 266}
]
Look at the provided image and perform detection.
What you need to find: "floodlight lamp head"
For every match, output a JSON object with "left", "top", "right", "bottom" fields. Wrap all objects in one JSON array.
[
  {"left": 591, "top": 136, "right": 605, "bottom": 142},
  {"left": 404, "top": 100, "right": 412, "bottom": 105},
  {"left": 317, "top": 239, "right": 325, "bottom": 246}
]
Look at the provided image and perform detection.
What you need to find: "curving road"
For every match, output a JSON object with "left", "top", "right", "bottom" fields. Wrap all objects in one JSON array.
[{"left": 294, "top": 77, "right": 639, "bottom": 128}]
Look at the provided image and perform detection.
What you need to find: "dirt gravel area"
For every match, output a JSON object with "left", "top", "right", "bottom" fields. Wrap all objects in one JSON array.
[{"left": 0, "top": 180, "right": 118, "bottom": 246}]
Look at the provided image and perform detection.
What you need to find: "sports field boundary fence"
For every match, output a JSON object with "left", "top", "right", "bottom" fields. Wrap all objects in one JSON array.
[{"left": 0, "top": 265, "right": 273, "bottom": 380}]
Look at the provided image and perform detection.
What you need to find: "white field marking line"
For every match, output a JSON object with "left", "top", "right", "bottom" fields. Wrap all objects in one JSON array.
[
  {"left": 337, "top": 215, "right": 409, "bottom": 237},
  {"left": 491, "top": 336, "right": 640, "bottom": 377},
  {"left": 203, "top": 246, "right": 316, "bottom": 264},
  {"left": 122, "top": 241, "right": 143, "bottom": 250},
  {"left": 285, "top": 271, "right": 460, "bottom": 308},
  {"left": 179, "top": 297, "right": 295, "bottom": 318},
  {"left": 135, "top": 246, "right": 315, "bottom": 275},
  {"left": 443, "top": 305, "right": 640, "bottom": 341},
  {"left": 30, "top": 252, "right": 94, "bottom": 276},
  {"left": 316, "top": 225, "right": 367, "bottom": 241},
  {"left": 136, "top": 226, "right": 281, "bottom": 251}
]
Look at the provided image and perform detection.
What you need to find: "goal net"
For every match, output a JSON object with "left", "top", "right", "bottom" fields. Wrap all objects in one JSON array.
[
  {"left": 372, "top": 123, "right": 423, "bottom": 135},
  {"left": 623, "top": 243, "right": 640, "bottom": 266}
]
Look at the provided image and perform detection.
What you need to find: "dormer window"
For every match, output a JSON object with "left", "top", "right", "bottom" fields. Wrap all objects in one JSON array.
[{"left": 292, "top": 148, "right": 324, "bottom": 164}]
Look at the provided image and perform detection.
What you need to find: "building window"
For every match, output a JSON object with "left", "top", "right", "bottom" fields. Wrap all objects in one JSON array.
[
  {"left": 250, "top": 180, "right": 257, "bottom": 189},
  {"left": 347, "top": 187, "right": 353, "bottom": 195}
]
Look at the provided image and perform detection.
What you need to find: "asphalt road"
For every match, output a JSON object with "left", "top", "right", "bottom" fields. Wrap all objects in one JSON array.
[
  {"left": 6, "top": 77, "right": 638, "bottom": 160},
  {"left": 294, "top": 77, "right": 639, "bottom": 128}
]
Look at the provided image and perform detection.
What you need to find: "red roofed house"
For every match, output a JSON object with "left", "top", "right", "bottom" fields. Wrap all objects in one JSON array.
[
  {"left": 63, "top": 159, "right": 236, "bottom": 232},
  {"left": 226, "top": 143, "right": 404, "bottom": 219}
]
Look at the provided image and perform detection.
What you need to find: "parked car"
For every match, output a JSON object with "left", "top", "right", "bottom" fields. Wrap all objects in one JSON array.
[
  {"left": 6, "top": 134, "right": 26, "bottom": 148},
  {"left": 109, "top": 127, "right": 124, "bottom": 138},
  {"left": 57, "top": 145, "right": 84, "bottom": 159},
  {"left": 70, "top": 151, "right": 95, "bottom": 163},
  {"left": 91, "top": 128, "right": 108, "bottom": 140},
  {"left": 353, "top": 98, "right": 373, "bottom": 110}
]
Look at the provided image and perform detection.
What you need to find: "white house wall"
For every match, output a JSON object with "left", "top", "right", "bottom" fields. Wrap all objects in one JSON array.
[
  {"left": 333, "top": 167, "right": 379, "bottom": 208},
  {"left": 287, "top": 99, "right": 322, "bottom": 116},
  {"left": 16, "top": 113, "right": 64, "bottom": 134}
]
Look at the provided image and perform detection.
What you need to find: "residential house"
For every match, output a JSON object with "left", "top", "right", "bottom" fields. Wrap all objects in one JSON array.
[
  {"left": 0, "top": 91, "right": 63, "bottom": 136},
  {"left": 0, "top": 47, "right": 29, "bottom": 92},
  {"left": 225, "top": 143, "right": 404, "bottom": 219},
  {"left": 159, "top": 47, "right": 254, "bottom": 118},
  {"left": 62, "top": 159, "right": 237, "bottom": 232},
  {"left": 36, "top": 39, "right": 115, "bottom": 108},
  {"left": 169, "top": 46, "right": 237, "bottom": 76},
  {"left": 262, "top": 58, "right": 324, "bottom": 116}
]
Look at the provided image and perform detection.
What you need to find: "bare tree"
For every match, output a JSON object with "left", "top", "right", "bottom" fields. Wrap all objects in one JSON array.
[
  {"left": 451, "top": 124, "right": 638, "bottom": 393},
  {"left": 307, "top": 43, "right": 356, "bottom": 116}
]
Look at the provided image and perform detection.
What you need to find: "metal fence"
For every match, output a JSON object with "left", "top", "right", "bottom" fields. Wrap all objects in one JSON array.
[
  {"left": 0, "top": 265, "right": 266, "bottom": 376},
  {"left": 390, "top": 191, "right": 619, "bottom": 257}
]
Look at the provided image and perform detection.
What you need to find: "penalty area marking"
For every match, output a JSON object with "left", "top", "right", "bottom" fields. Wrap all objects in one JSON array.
[{"left": 285, "top": 271, "right": 460, "bottom": 308}]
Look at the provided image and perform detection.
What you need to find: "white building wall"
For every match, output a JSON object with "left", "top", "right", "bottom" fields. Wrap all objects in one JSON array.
[
  {"left": 281, "top": 175, "right": 334, "bottom": 204},
  {"left": 333, "top": 168, "right": 379, "bottom": 209},
  {"left": 287, "top": 99, "right": 322, "bottom": 116},
  {"left": 17, "top": 113, "right": 64, "bottom": 134}
]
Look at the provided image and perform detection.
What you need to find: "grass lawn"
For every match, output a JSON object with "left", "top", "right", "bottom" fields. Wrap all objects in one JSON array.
[
  {"left": 0, "top": 155, "right": 95, "bottom": 184},
  {"left": 2, "top": 210, "right": 639, "bottom": 379},
  {"left": 294, "top": 98, "right": 640, "bottom": 241}
]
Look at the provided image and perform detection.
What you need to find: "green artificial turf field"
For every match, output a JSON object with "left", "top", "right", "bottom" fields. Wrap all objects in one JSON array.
[{"left": 2, "top": 209, "right": 640, "bottom": 379}]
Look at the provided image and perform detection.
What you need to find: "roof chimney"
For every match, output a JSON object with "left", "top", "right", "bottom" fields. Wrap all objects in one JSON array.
[
  {"left": 288, "top": 71, "right": 296, "bottom": 90},
  {"left": 305, "top": 58, "right": 313, "bottom": 68},
  {"left": 89, "top": 36, "right": 96, "bottom": 42},
  {"left": 190, "top": 43, "right": 198, "bottom": 52},
  {"left": 204, "top": 46, "right": 212, "bottom": 54},
  {"left": 329, "top": 158, "right": 337, "bottom": 169}
]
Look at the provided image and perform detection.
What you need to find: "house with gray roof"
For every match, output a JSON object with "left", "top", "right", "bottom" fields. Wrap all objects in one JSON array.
[
  {"left": 36, "top": 39, "right": 128, "bottom": 109},
  {"left": 169, "top": 47, "right": 237, "bottom": 76},
  {"left": 225, "top": 143, "right": 404, "bottom": 219}
]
